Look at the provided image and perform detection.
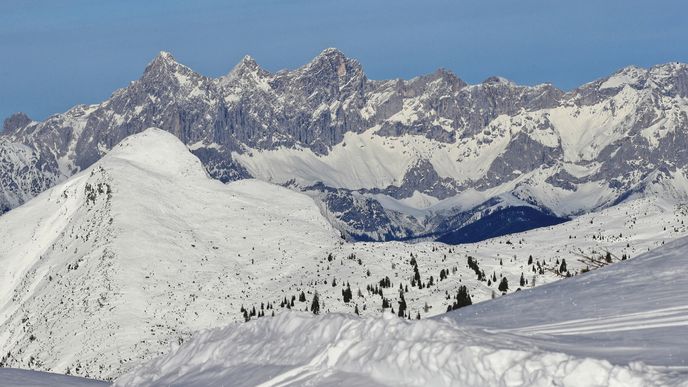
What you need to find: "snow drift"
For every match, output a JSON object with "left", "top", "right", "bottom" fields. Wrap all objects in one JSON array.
[{"left": 114, "top": 312, "right": 672, "bottom": 387}]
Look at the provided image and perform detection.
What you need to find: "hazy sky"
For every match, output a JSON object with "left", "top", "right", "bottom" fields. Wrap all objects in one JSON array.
[{"left": 2, "top": 0, "right": 687, "bottom": 123}]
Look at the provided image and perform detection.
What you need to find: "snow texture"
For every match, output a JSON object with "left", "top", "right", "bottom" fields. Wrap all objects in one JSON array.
[
  {"left": 1, "top": 128, "right": 687, "bottom": 381},
  {"left": 116, "top": 237, "right": 688, "bottom": 387}
]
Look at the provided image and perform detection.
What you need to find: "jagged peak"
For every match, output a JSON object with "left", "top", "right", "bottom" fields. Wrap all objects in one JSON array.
[
  {"left": 142, "top": 51, "right": 195, "bottom": 79},
  {"left": 481, "top": 76, "right": 516, "bottom": 86},
  {"left": 431, "top": 68, "right": 467, "bottom": 87},
  {"left": 300, "top": 47, "right": 363, "bottom": 78},
  {"left": 3, "top": 112, "right": 32, "bottom": 133},
  {"left": 317, "top": 47, "right": 346, "bottom": 58},
  {"left": 148, "top": 51, "right": 178, "bottom": 67},
  {"left": 649, "top": 61, "right": 688, "bottom": 77},
  {"left": 227, "top": 54, "right": 266, "bottom": 76},
  {"left": 240, "top": 54, "right": 257, "bottom": 67}
]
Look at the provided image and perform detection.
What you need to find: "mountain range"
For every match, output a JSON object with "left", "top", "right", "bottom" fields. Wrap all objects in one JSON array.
[{"left": 3, "top": 49, "right": 688, "bottom": 241}]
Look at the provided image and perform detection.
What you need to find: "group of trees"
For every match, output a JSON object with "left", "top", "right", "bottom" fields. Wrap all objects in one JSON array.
[
  {"left": 467, "top": 256, "right": 487, "bottom": 281},
  {"left": 447, "top": 285, "right": 472, "bottom": 311}
]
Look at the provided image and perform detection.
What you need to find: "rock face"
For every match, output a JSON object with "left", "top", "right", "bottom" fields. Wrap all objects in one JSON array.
[{"left": 2, "top": 50, "right": 688, "bottom": 241}]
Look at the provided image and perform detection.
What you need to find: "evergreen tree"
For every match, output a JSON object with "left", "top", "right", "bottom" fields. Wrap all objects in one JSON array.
[
  {"left": 519, "top": 273, "right": 525, "bottom": 287},
  {"left": 559, "top": 259, "right": 567, "bottom": 273},
  {"left": 452, "top": 285, "right": 473, "bottom": 310},
  {"left": 342, "top": 283, "right": 353, "bottom": 303},
  {"left": 299, "top": 291, "right": 306, "bottom": 302},
  {"left": 528, "top": 255, "right": 533, "bottom": 265},
  {"left": 398, "top": 291, "right": 407, "bottom": 317},
  {"left": 498, "top": 277, "right": 509, "bottom": 292},
  {"left": 310, "top": 291, "right": 320, "bottom": 315}
]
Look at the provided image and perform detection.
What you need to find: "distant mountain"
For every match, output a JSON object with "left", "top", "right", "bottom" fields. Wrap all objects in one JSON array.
[{"left": 2, "top": 50, "right": 688, "bottom": 241}]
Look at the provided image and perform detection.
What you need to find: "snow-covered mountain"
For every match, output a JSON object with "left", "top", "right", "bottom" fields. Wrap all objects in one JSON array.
[
  {"left": 1, "top": 128, "right": 687, "bottom": 380},
  {"left": 2, "top": 50, "right": 688, "bottom": 241},
  {"left": 114, "top": 234, "right": 688, "bottom": 387}
]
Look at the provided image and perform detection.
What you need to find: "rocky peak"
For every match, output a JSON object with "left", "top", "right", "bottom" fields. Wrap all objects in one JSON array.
[
  {"left": 481, "top": 76, "right": 516, "bottom": 87},
  {"left": 144, "top": 51, "right": 179, "bottom": 72},
  {"left": 3, "top": 112, "right": 32, "bottom": 133},
  {"left": 223, "top": 54, "right": 271, "bottom": 85},
  {"left": 140, "top": 51, "right": 202, "bottom": 87},
  {"left": 299, "top": 48, "right": 364, "bottom": 82}
]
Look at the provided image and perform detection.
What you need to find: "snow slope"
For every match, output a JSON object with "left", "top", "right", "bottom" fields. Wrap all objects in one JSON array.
[
  {"left": 0, "top": 368, "right": 107, "bottom": 387},
  {"left": 444, "top": 235, "right": 688, "bottom": 370},
  {"left": 115, "top": 235, "right": 688, "bottom": 387},
  {"left": 0, "top": 128, "right": 341, "bottom": 379},
  {"left": 1, "top": 128, "right": 688, "bottom": 381}
]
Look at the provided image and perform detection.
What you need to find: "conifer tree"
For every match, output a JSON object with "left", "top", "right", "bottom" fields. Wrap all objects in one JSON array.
[
  {"left": 311, "top": 291, "right": 320, "bottom": 315},
  {"left": 498, "top": 277, "right": 509, "bottom": 292},
  {"left": 398, "top": 291, "right": 407, "bottom": 317}
]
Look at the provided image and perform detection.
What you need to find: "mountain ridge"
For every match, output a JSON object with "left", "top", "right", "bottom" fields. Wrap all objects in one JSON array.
[{"left": 2, "top": 49, "right": 688, "bottom": 241}]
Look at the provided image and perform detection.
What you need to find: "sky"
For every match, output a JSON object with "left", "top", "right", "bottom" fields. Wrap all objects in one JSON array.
[{"left": 1, "top": 0, "right": 687, "bottom": 123}]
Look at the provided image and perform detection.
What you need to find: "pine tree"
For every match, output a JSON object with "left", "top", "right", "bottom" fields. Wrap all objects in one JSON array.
[
  {"left": 354, "top": 304, "right": 359, "bottom": 315},
  {"left": 299, "top": 291, "right": 306, "bottom": 302},
  {"left": 519, "top": 273, "right": 525, "bottom": 287},
  {"left": 452, "top": 285, "right": 473, "bottom": 310},
  {"left": 342, "top": 283, "right": 353, "bottom": 303},
  {"left": 310, "top": 291, "right": 320, "bottom": 315},
  {"left": 498, "top": 277, "right": 509, "bottom": 292},
  {"left": 559, "top": 259, "right": 567, "bottom": 273},
  {"left": 398, "top": 291, "right": 407, "bottom": 317},
  {"left": 528, "top": 255, "right": 533, "bottom": 265}
]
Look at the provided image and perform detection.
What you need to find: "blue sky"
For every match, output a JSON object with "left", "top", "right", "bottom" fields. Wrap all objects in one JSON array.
[{"left": 1, "top": 0, "right": 687, "bottom": 123}]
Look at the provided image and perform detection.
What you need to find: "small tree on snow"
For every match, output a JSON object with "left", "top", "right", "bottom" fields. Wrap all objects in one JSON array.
[
  {"left": 498, "top": 277, "right": 509, "bottom": 292},
  {"left": 310, "top": 291, "right": 320, "bottom": 315}
]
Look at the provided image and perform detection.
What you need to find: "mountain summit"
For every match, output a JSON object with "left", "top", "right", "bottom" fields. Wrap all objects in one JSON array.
[{"left": 2, "top": 50, "right": 688, "bottom": 241}]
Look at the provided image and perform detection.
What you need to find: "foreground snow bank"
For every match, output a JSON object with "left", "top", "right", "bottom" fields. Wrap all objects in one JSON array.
[
  {"left": 115, "top": 312, "right": 668, "bottom": 387},
  {"left": 0, "top": 368, "right": 107, "bottom": 387}
]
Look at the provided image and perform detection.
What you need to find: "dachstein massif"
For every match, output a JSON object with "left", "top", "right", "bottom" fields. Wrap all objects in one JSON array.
[{"left": 2, "top": 49, "right": 687, "bottom": 242}]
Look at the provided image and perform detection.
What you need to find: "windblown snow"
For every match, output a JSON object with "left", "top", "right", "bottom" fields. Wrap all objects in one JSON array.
[{"left": 115, "top": 236, "right": 688, "bottom": 386}]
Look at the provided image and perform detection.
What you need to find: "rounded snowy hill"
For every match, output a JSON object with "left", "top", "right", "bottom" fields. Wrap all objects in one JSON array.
[{"left": 0, "top": 128, "right": 341, "bottom": 378}]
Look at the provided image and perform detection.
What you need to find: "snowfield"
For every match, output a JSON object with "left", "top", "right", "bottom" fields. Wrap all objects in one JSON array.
[
  {"left": 0, "top": 368, "right": 107, "bottom": 387},
  {"left": 444, "top": 236, "right": 688, "bottom": 370},
  {"left": 115, "top": 236, "right": 688, "bottom": 387},
  {"left": 113, "top": 313, "right": 666, "bottom": 387},
  {"left": 1, "top": 128, "right": 687, "bottom": 382}
]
